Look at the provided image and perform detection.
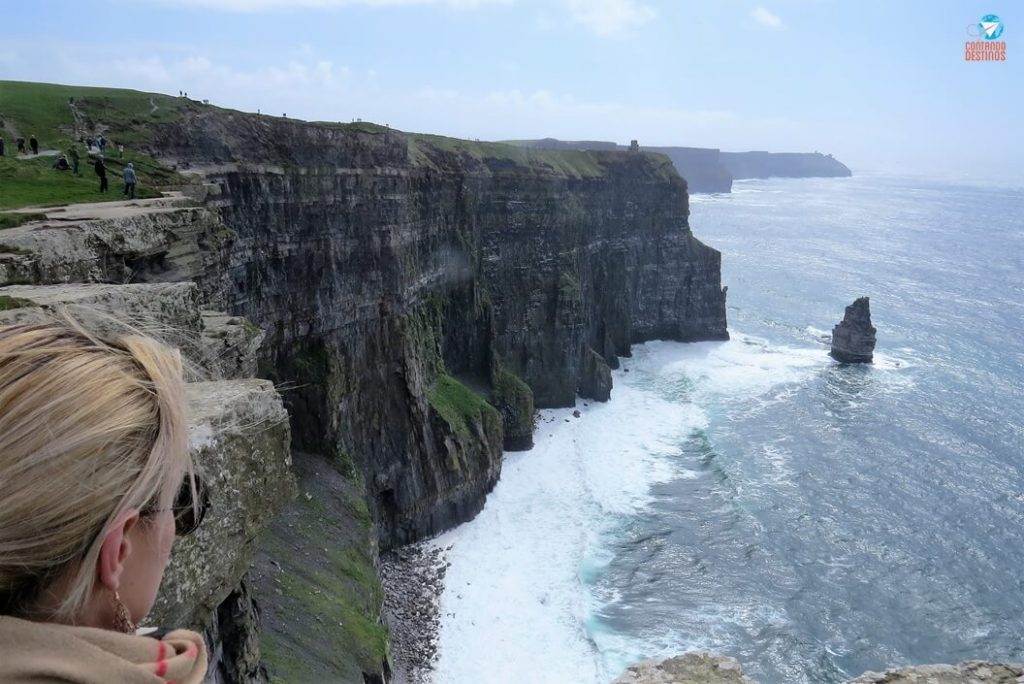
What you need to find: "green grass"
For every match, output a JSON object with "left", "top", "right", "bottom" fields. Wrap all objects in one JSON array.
[
  {"left": 0, "top": 80, "right": 182, "bottom": 145},
  {"left": 0, "top": 211, "right": 47, "bottom": 229},
  {"left": 491, "top": 366, "right": 535, "bottom": 437},
  {"left": 0, "top": 153, "right": 161, "bottom": 209},
  {"left": 0, "top": 81, "right": 188, "bottom": 209},
  {"left": 259, "top": 473, "right": 389, "bottom": 683},
  {"left": 0, "top": 154, "right": 162, "bottom": 209},
  {"left": 0, "top": 295, "right": 37, "bottom": 311},
  {"left": 408, "top": 132, "right": 608, "bottom": 178},
  {"left": 428, "top": 373, "right": 501, "bottom": 438}
]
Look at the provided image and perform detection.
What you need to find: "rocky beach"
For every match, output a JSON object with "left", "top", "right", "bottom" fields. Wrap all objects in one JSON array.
[{"left": 381, "top": 544, "right": 450, "bottom": 683}]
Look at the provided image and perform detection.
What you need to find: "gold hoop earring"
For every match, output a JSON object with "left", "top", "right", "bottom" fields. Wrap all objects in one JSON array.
[{"left": 112, "top": 590, "right": 136, "bottom": 634}]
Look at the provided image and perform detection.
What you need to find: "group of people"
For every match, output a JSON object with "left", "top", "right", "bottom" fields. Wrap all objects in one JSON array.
[
  {"left": 0, "top": 134, "right": 39, "bottom": 156},
  {"left": 2, "top": 129, "right": 140, "bottom": 198},
  {"left": 92, "top": 156, "right": 137, "bottom": 198}
]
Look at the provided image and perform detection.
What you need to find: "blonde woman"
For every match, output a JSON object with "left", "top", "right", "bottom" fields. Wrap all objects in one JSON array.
[{"left": 0, "top": 321, "right": 208, "bottom": 683}]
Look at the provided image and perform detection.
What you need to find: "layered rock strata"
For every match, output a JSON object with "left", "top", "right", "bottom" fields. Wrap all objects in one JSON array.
[
  {"left": 0, "top": 206, "right": 297, "bottom": 683},
  {"left": 140, "top": 109, "right": 728, "bottom": 548},
  {"left": 830, "top": 296, "right": 876, "bottom": 363}
]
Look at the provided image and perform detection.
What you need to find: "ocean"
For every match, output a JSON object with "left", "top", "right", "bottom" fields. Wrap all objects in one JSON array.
[{"left": 431, "top": 173, "right": 1024, "bottom": 683}]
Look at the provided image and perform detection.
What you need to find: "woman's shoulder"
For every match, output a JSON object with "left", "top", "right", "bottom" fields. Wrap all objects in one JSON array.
[{"left": 0, "top": 616, "right": 207, "bottom": 684}]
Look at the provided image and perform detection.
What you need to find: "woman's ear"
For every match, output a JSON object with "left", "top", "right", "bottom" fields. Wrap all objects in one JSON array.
[{"left": 96, "top": 509, "right": 140, "bottom": 591}]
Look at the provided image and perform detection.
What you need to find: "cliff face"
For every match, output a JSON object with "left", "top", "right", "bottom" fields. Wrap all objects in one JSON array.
[
  {"left": 146, "top": 109, "right": 728, "bottom": 548},
  {"left": 509, "top": 139, "right": 734, "bottom": 193},
  {"left": 0, "top": 230, "right": 297, "bottom": 683},
  {"left": 720, "top": 151, "right": 852, "bottom": 179},
  {"left": 643, "top": 146, "right": 733, "bottom": 193}
]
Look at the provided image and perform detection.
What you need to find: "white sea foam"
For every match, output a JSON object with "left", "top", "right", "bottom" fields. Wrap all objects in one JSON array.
[{"left": 432, "top": 333, "right": 837, "bottom": 684}]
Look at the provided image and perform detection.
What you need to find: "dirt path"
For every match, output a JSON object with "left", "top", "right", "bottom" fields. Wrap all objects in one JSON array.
[{"left": 14, "top": 149, "right": 59, "bottom": 159}]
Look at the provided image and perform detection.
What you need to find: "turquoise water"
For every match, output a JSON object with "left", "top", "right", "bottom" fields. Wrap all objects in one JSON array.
[{"left": 435, "top": 174, "right": 1024, "bottom": 683}]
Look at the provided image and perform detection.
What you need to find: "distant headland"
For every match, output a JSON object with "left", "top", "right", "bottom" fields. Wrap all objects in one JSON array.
[{"left": 506, "top": 138, "right": 852, "bottom": 193}]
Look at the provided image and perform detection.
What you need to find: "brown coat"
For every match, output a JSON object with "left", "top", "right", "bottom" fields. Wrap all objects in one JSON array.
[{"left": 0, "top": 616, "right": 207, "bottom": 683}]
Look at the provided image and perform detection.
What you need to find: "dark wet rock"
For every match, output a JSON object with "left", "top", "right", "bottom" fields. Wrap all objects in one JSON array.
[
  {"left": 830, "top": 296, "right": 876, "bottom": 363},
  {"left": 146, "top": 109, "right": 729, "bottom": 549},
  {"left": 579, "top": 347, "right": 613, "bottom": 401}
]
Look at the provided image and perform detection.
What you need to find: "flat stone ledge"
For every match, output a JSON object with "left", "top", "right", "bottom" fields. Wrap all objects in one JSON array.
[{"left": 149, "top": 379, "right": 295, "bottom": 630}]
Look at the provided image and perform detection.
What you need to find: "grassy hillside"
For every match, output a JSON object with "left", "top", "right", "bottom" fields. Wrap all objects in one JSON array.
[
  {"left": 0, "top": 81, "right": 187, "bottom": 210},
  {"left": 0, "top": 80, "right": 678, "bottom": 212}
]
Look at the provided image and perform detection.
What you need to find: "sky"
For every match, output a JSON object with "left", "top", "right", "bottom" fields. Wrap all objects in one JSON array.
[{"left": 1, "top": 0, "right": 1021, "bottom": 179}]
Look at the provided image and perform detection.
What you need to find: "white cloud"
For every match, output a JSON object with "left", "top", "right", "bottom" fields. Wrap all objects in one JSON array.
[
  {"left": 566, "top": 0, "right": 655, "bottom": 36},
  {"left": 143, "top": 0, "right": 510, "bottom": 10},
  {"left": 750, "top": 7, "right": 784, "bottom": 29}
]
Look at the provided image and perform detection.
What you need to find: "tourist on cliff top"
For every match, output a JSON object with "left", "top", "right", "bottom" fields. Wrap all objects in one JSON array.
[
  {"left": 0, "top": 320, "right": 208, "bottom": 683},
  {"left": 52, "top": 154, "right": 71, "bottom": 171},
  {"left": 123, "top": 162, "right": 137, "bottom": 199},
  {"left": 29, "top": 135, "right": 38, "bottom": 155},
  {"left": 69, "top": 145, "right": 80, "bottom": 175},
  {"left": 0, "top": 138, "right": 5, "bottom": 156},
  {"left": 16, "top": 137, "right": 25, "bottom": 154},
  {"left": 94, "top": 156, "right": 108, "bottom": 193}
]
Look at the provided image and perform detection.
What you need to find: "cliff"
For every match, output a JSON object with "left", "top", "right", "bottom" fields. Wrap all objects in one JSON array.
[
  {"left": 508, "top": 138, "right": 733, "bottom": 193},
  {"left": 644, "top": 146, "right": 733, "bottom": 193},
  {"left": 139, "top": 107, "right": 728, "bottom": 550},
  {"left": 1, "top": 81, "right": 729, "bottom": 682},
  {"left": 0, "top": 259, "right": 297, "bottom": 683},
  {"left": 507, "top": 141, "right": 858, "bottom": 190},
  {"left": 720, "top": 151, "right": 852, "bottom": 179}
]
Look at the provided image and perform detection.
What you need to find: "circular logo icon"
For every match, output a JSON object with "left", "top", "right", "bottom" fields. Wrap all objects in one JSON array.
[{"left": 979, "top": 14, "right": 1004, "bottom": 40}]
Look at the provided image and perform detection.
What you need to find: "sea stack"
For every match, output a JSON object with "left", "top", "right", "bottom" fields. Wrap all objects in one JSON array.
[{"left": 830, "top": 297, "right": 876, "bottom": 363}]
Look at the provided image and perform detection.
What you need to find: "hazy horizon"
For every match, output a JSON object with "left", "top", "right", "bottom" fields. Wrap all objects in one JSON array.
[{"left": 2, "top": 1, "right": 1021, "bottom": 182}]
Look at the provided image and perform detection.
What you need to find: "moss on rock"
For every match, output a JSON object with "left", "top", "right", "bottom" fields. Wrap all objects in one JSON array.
[
  {"left": 428, "top": 373, "right": 500, "bottom": 439},
  {"left": 491, "top": 366, "right": 535, "bottom": 451}
]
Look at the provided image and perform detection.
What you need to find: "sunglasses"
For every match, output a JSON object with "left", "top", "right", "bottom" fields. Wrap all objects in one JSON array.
[{"left": 144, "top": 474, "right": 209, "bottom": 537}]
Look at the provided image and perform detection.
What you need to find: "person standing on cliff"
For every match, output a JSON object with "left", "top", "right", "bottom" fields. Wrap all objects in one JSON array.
[
  {"left": 123, "top": 162, "right": 137, "bottom": 199},
  {"left": 0, "top": 137, "right": 4, "bottom": 156},
  {"left": 29, "top": 135, "right": 39, "bottom": 155},
  {"left": 69, "top": 145, "right": 80, "bottom": 175},
  {"left": 94, "top": 156, "right": 108, "bottom": 193}
]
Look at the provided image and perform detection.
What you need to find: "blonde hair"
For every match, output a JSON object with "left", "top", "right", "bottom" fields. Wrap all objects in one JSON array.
[{"left": 0, "top": 319, "right": 190, "bottom": 621}]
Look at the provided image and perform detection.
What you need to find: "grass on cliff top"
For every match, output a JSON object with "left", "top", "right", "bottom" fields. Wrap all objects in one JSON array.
[
  {"left": 0, "top": 154, "right": 163, "bottom": 209},
  {"left": 408, "top": 132, "right": 610, "bottom": 178},
  {"left": 0, "top": 81, "right": 186, "bottom": 209}
]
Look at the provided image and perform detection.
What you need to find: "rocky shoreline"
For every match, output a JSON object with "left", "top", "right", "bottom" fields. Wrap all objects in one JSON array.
[{"left": 380, "top": 543, "right": 449, "bottom": 684}]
